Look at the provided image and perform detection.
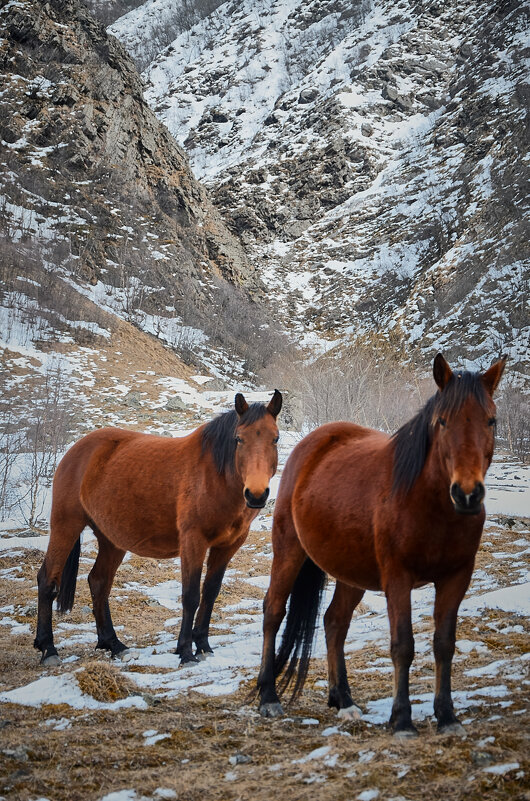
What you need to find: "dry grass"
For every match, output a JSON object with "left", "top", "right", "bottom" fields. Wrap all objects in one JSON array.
[
  {"left": 0, "top": 524, "right": 528, "bottom": 801},
  {"left": 75, "top": 663, "right": 139, "bottom": 703}
]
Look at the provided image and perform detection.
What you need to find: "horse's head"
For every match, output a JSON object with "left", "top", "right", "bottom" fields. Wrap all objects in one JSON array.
[
  {"left": 432, "top": 353, "right": 506, "bottom": 515},
  {"left": 234, "top": 390, "right": 282, "bottom": 509}
]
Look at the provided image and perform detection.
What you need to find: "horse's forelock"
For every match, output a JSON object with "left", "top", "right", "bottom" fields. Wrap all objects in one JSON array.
[
  {"left": 201, "top": 403, "right": 270, "bottom": 475},
  {"left": 432, "top": 371, "right": 491, "bottom": 421}
]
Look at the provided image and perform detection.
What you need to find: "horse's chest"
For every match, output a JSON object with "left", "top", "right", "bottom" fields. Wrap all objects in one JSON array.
[
  {"left": 408, "top": 527, "right": 481, "bottom": 580},
  {"left": 203, "top": 512, "right": 254, "bottom": 548}
]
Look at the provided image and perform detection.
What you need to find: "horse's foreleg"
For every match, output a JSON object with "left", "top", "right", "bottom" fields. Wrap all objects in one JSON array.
[
  {"left": 433, "top": 565, "right": 473, "bottom": 734},
  {"left": 193, "top": 535, "right": 247, "bottom": 658},
  {"left": 324, "top": 581, "right": 364, "bottom": 719},
  {"left": 177, "top": 535, "right": 208, "bottom": 665},
  {"left": 386, "top": 576, "right": 416, "bottom": 737},
  {"left": 257, "top": 545, "right": 306, "bottom": 717},
  {"left": 88, "top": 533, "right": 126, "bottom": 657}
]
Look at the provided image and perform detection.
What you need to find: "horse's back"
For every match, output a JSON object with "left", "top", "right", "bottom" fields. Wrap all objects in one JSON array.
[{"left": 278, "top": 422, "right": 387, "bottom": 504}]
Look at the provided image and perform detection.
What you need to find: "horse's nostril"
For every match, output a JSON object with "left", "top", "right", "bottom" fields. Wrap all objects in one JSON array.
[
  {"left": 450, "top": 482, "right": 464, "bottom": 505},
  {"left": 451, "top": 481, "right": 485, "bottom": 513},
  {"left": 473, "top": 482, "right": 485, "bottom": 503},
  {"left": 244, "top": 487, "right": 270, "bottom": 507}
]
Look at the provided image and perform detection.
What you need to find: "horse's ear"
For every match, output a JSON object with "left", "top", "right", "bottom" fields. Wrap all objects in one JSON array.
[
  {"left": 433, "top": 353, "right": 453, "bottom": 391},
  {"left": 482, "top": 355, "right": 507, "bottom": 396},
  {"left": 267, "top": 389, "right": 282, "bottom": 418},
  {"left": 235, "top": 393, "right": 249, "bottom": 417}
]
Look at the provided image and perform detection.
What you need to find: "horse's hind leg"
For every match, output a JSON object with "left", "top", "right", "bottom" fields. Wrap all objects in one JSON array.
[
  {"left": 34, "top": 509, "right": 87, "bottom": 666},
  {"left": 257, "top": 511, "right": 306, "bottom": 717},
  {"left": 324, "top": 581, "right": 364, "bottom": 719},
  {"left": 88, "top": 530, "right": 127, "bottom": 657}
]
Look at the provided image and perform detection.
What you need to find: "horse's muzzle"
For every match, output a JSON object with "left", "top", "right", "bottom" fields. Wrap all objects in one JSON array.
[
  {"left": 450, "top": 481, "right": 485, "bottom": 515},
  {"left": 244, "top": 487, "right": 270, "bottom": 509}
]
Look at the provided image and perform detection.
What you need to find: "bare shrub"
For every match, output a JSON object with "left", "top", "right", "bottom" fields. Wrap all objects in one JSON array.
[
  {"left": 0, "top": 417, "right": 22, "bottom": 520},
  {"left": 261, "top": 342, "right": 429, "bottom": 434},
  {"left": 199, "top": 277, "right": 291, "bottom": 374},
  {"left": 496, "top": 385, "right": 530, "bottom": 463},
  {"left": 17, "top": 364, "right": 74, "bottom": 529}
]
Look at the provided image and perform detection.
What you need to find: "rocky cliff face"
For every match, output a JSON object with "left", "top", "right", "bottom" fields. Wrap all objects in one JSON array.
[
  {"left": 0, "top": 0, "right": 258, "bottom": 358},
  {"left": 118, "top": 0, "right": 529, "bottom": 383}
]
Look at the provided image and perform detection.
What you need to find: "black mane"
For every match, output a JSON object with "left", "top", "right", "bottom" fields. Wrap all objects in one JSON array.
[
  {"left": 391, "top": 371, "right": 491, "bottom": 495},
  {"left": 201, "top": 403, "right": 269, "bottom": 475}
]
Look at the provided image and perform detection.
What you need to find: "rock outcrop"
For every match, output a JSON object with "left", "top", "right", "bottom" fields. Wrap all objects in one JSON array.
[
  {"left": 0, "top": 0, "right": 256, "bottom": 339},
  {"left": 129, "top": 0, "right": 529, "bottom": 383}
]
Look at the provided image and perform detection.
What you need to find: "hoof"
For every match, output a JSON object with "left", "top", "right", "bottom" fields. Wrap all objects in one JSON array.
[
  {"left": 196, "top": 650, "right": 214, "bottom": 661},
  {"left": 180, "top": 655, "right": 200, "bottom": 667},
  {"left": 259, "top": 702, "right": 284, "bottom": 718},
  {"left": 393, "top": 727, "right": 419, "bottom": 739},
  {"left": 438, "top": 721, "right": 465, "bottom": 736},
  {"left": 41, "top": 653, "right": 61, "bottom": 667},
  {"left": 114, "top": 648, "right": 132, "bottom": 662},
  {"left": 337, "top": 704, "right": 362, "bottom": 721}
]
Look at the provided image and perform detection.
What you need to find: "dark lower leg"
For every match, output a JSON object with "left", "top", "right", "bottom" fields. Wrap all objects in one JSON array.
[
  {"left": 88, "top": 541, "right": 126, "bottom": 656},
  {"left": 192, "top": 541, "right": 245, "bottom": 656},
  {"left": 325, "top": 583, "right": 363, "bottom": 711},
  {"left": 192, "top": 567, "right": 225, "bottom": 655},
  {"left": 433, "top": 570, "right": 471, "bottom": 731},
  {"left": 387, "top": 582, "right": 415, "bottom": 734},
  {"left": 434, "top": 631, "right": 459, "bottom": 729},
  {"left": 34, "top": 562, "right": 59, "bottom": 662},
  {"left": 176, "top": 567, "right": 202, "bottom": 664},
  {"left": 257, "top": 595, "right": 285, "bottom": 712}
]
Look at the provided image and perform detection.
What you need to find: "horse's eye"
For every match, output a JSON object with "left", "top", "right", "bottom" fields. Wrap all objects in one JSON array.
[
  {"left": 438, "top": 417, "right": 446, "bottom": 427},
  {"left": 273, "top": 436, "right": 279, "bottom": 444},
  {"left": 488, "top": 417, "right": 497, "bottom": 427},
  {"left": 235, "top": 436, "right": 243, "bottom": 444}
]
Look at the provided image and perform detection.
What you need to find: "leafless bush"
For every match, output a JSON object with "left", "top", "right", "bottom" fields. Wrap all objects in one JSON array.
[
  {"left": 84, "top": 0, "right": 146, "bottom": 27},
  {"left": 105, "top": 0, "right": 227, "bottom": 71},
  {"left": 496, "top": 385, "right": 530, "bottom": 463},
  {"left": 17, "top": 364, "right": 74, "bottom": 529},
  {"left": 261, "top": 343, "right": 429, "bottom": 434},
  {"left": 198, "top": 277, "right": 291, "bottom": 374},
  {"left": 0, "top": 417, "right": 22, "bottom": 520}
]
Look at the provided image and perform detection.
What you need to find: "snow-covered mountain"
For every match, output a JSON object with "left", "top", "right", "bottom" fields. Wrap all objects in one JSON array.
[{"left": 111, "top": 0, "right": 529, "bottom": 382}]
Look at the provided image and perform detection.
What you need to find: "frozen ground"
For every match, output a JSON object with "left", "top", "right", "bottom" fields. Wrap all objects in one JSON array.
[{"left": 0, "top": 422, "right": 528, "bottom": 800}]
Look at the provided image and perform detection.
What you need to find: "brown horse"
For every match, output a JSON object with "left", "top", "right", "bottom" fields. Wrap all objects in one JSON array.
[
  {"left": 257, "top": 355, "right": 506, "bottom": 736},
  {"left": 35, "top": 390, "right": 282, "bottom": 667}
]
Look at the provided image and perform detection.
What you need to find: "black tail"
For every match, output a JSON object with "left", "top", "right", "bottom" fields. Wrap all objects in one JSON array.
[
  {"left": 275, "top": 557, "right": 327, "bottom": 702},
  {"left": 56, "top": 537, "right": 81, "bottom": 613}
]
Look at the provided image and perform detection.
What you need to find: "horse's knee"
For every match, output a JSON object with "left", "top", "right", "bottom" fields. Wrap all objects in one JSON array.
[
  {"left": 391, "top": 636, "right": 414, "bottom": 667},
  {"left": 88, "top": 571, "right": 104, "bottom": 597},
  {"left": 434, "top": 631, "right": 455, "bottom": 663}
]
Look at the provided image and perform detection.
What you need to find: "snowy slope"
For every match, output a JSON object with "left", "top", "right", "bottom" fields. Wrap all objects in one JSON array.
[{"left": 110, "top": 0, "right": 530, "bottom": 382}]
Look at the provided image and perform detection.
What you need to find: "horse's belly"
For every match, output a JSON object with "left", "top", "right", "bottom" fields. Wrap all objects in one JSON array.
[
  {"left": 126, "top": 530, "right": 180, "bottom": 559},
  {"left": 86, "top": 500, "right": 179, "bottom": 559}
]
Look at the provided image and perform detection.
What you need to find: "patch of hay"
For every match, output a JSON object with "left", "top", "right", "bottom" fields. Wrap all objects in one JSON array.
[{"left": 75, "top": 662, "right": 138, "bottom": 702}]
